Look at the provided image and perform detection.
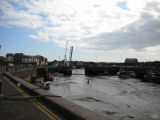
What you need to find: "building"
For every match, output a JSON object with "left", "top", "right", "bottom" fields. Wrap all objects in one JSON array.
[
  {"left": 22, "top": 55, "right": 32, "bottom": 63},
  {"left": 14, "top": 53, "right": 24, "bottom": 64},
  {"left": 48, "top": 60, "right": 61, "bottom": 67},
  {"left": 22, "top": 55, "right": 47, "bottom": 66},
  {"left": 0, "top": 56, "right": 7, "bottom": 65},
  {"left": 125, "top": 58, "right": 138, "bottom": 63},
  {"left": 5, "top": 53, "right": 48, "bottom": 66},
  {"left": 6, "top": 53, "right": 14, "bottom": 62}
]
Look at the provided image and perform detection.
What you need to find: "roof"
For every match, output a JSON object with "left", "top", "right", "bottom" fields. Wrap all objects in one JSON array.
[{"left": 125, "top": 58, "right": 138, "bottom": 63}]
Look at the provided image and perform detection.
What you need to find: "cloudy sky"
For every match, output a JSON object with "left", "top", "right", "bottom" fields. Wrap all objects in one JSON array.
[{"left": 0, "top": 0, "right": 160, "bottom": 62}]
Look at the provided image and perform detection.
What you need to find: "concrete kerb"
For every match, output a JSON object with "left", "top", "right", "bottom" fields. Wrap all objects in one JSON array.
[{"left": 4, "top": 72, "right": 110, "bottom": 120}]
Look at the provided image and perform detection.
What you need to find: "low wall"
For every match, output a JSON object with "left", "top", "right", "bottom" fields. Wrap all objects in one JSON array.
[
  {"left": 10, "top": 69, "right": 36, "bottom": 82},
  {"left": 4, "top": 72, "right": 109, "bottom": 120},
  {"left": 85, "top": 66, "right": 120, "bottom": 75},
  {"left": 48, "top": 67, "right": 72, "bottom": 75}
]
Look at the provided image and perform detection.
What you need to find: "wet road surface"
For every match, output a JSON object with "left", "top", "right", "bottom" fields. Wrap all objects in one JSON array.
[{"left": 49, "top": 69, "right": 160, "bottom": 120}]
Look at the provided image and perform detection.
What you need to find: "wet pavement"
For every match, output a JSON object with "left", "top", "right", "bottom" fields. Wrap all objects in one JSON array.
[{"left": 49, "top": 69, "right": 160, "bottom": 120}]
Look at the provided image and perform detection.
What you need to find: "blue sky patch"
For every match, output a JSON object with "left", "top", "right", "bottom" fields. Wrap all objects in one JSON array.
[
  {"left": 0, "top": 10, "right": 3, "bottom": 16},
  {"left": 8, "top": 1, "right": 28, "bottom": 11},
  {"left": 116, "top": 1, "right": 129, "bottom": 10}
]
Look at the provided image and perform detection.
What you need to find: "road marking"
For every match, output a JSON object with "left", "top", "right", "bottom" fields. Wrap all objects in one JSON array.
[
  {"left": 36, "top": 102, "right": 61, "bottom": 120},
  {"left": 33, "top": 102, "right": 59, "bottom": 120},
  {"left": 4, "top": 76, "right": 62, "bottom": 120}
]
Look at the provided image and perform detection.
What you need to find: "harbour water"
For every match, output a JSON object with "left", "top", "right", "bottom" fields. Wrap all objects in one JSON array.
[{"left": 49, "top": 69, "right": 160, "bottom": 120}]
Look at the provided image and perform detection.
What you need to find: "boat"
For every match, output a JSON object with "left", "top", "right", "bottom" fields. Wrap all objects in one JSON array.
[
  {"left": 35, "top": 80, "right": 51, "bottom": 89},
  {"left": 117, "top": 71, "right": 136, "bottom": 79},
  {"left": 142, "top": 72, "right": 160, "bottom": 83},
  {"left": 34, "top": 77, "right": 52, "bottom": 89},
  {"left": 48, "top": 77, "right": 54, "bottom": 81},
  {"left": 117, "top": 71, "right": 130, "bottom": 79},
  {"left": 47, "top": 73, "right": 54, "bottom": 81}
]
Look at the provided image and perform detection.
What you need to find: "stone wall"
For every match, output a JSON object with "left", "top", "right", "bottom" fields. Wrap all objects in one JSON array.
[{"left": 11, "top": 69, "right": 36, "bottom": 82}]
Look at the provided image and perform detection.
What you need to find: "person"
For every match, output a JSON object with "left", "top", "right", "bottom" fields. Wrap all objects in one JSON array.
[{"left": 87, "top": 79, "right": 90, "bottom": 84}]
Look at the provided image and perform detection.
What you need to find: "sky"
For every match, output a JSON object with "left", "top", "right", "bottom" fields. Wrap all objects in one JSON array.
[{"left": 0, "top": 0, "right": 160, "bottom": 62}]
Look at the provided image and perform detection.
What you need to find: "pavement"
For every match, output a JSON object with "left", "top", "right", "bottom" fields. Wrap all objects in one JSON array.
[{"left": 0, "top": 74, "right": 65, "bottom": 120}]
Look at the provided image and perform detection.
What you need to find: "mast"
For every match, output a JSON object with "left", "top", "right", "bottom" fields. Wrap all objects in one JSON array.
[
  {"left": 69, "top": 46, "right": 73, "bottom": 67},
  {"left": 64, "top": 40, "right": 68, "bottom": 62}
]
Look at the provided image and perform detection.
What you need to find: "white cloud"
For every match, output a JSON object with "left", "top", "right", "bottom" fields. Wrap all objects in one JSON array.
[
  {"left": 1, "top": 0, "right": 160, "bottom": 61},
  {"left": 0, "top": 0, "right": 46, "bottom": 29}
]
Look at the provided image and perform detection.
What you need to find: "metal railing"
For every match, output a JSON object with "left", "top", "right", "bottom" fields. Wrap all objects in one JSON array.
[{"left": 0, "top": 65, "right": 35, "bottom": 74}]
